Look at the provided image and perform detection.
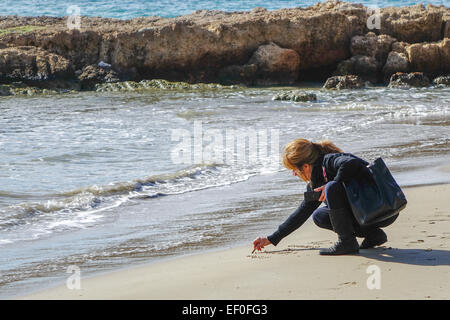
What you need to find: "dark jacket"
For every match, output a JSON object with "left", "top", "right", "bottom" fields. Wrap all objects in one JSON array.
[{"left": 267, "top": 152, "right": 369, "bottom": 246}]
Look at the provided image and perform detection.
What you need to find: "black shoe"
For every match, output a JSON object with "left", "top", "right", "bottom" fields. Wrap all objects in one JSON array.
[
  {"left": 360, "top": 228, "right": 387, "bottom": 249},
  {"left": 320, "top": 237, "right": 360, "bottom": 255}
]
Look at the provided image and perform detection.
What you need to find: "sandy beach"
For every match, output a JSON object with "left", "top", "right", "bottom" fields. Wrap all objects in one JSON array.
[{"left": 19, "top": 183, "right": 450, "bottom": 300}]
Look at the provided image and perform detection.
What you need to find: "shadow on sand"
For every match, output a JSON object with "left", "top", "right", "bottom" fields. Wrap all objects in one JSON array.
[
  {"left": 358, "top": 247, "right": 450, "bottom": 266},
  {"left": 262, "top": 247, "right": 450, "bottom": 266}
]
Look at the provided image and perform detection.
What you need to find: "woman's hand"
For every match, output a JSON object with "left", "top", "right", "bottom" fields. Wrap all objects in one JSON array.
[
  {"left": 252, "top": 237, "right": 271, "bottom": 252},
  {"left": 314, "top": 185, "right": 326, "bottom": 202}
]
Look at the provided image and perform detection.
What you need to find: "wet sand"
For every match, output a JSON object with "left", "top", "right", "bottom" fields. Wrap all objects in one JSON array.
[{"left": 19, "top": 183, "right": 450, "bottom": 300}]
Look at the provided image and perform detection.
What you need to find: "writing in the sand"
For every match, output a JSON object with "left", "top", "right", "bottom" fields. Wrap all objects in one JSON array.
[{"left": 182, "top": 304, "right": 216, "bottom": 317}]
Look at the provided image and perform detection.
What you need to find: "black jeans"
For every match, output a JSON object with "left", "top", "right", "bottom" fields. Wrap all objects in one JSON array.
[{"left": 312, "top": 181, "right": 398, "bottom": 237}]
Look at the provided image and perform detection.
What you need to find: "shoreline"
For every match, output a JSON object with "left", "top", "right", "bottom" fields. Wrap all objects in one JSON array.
[
  {"left": 0, "top": 77, "right": 448, "bottom": 99},
  {"left": 1, "top": 130, "right": 449, "bottom": 300},
  {"left": 16, "top": 181, "right": 450, "bottom": 300}
]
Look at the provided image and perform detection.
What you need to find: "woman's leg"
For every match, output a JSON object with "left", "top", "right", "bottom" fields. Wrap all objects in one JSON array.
[
  {"left": 324, "top": 180, "right": 395, "bottom": 249},
  {"left": 312, "top": 206, "right": 333, "bottom": 231},
  {"left": 319, "top": 181, "right": 359, "bottom": 255},
  {"left": 358, "top": 213, "right": 398, "bottom": 248},
  {"left": 322, "top": 181, "right": 384, "bottom": 237}
]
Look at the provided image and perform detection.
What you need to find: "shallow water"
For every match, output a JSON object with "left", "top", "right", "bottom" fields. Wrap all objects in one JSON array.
[{"left": 0, "top": 85, "right": 449, "bottom": 298}]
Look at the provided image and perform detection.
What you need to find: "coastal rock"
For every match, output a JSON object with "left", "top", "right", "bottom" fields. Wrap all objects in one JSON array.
[
  {"left": 0, "top": 84, "right": 12, "bottom": 96},
  {"left": 217, "top": 64, "right": 257, "bottom": 85},
  {"left": 218, "top": 42, "right": 300, "bottom": 85},
  {"left": 445, "top": 20, "right": 450, "bottom": 39},
  {"left": 391, "top": 41, "right": 410, "bottom": 54},
  {"left": 0, "top": 46, "right": 71, "bottom": 82},
  {"left": 350, "top": 32, "right": 396, "bottom": 65},
  {"left": 0, "top": 82, "right": 60, "bottom": 96},
  {"left": 388, "top": 72, "right": 430, "bottom": 88},
  {"left": 0, "top": 3, "right": 449, "bottom": 86},
  {"left": 95, "top": 79, "right": 240, "bottom": 92},
  {"left": 380, "top": 4, "right": 446, "bottom": 43},
  {"left": 432, "top": 75, "right": 450, "bottom": 86},
  {"left": 77, "top": 64, "right": 121, "bottom": 89},
  {"left": 247, "top": 42, "right": 300, "bottom": 85},
  {"left": 272, "top": 90, "right": 317, "bottom": 102},
  {"left": 0, "top": 1, "right": 370, "bottom": 83},
  {"left": 323, "top": 75, "right": 366, "bottom": 90},
  {"left": 406, "top": 39, "right": 450, "bottom": 74},
  {"left": 334, "top": 55, "right": 379, "bottom": 83},
  {"left": 382, "top": 51, "right": 410, "bottom": 81}
]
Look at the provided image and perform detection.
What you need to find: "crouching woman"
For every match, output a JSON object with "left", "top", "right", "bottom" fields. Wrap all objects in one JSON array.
[{"left": 253, "top": 138, "right": 398, "bottom": 255}]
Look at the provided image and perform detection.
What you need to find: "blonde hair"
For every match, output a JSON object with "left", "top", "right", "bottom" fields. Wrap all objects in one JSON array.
[{"left": 282, "top": 138, "right": 343, "bottom": 182}]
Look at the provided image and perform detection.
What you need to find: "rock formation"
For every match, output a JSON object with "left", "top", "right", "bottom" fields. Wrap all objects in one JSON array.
[
  {"left": 432, "top": 75, "right": 450, "bottom": 86},
  {"left": 382, "top": 51, "right": 410, "bottom": 80},
  {"left": 218, "top": 42, "right": 300, "bottom": 85},
  {"left": 272, "top": 90, "right": 317, "bottom": 102},
  {"left": 77, "top": 63, "right": 121, "bottom": 89},
  {"left": 0, "top": 1, "right": 448, "bottom": 89},
  {"left": 334, "top": 55, "right": 379, "bottom": 83},
  {"left": 388, "top": 72, "right": 430, "bottom": 88},
  {"left": 406, "top": 38, "right": 450, "bottom": 75},
  {"left": 323, "top": 75, "right": 367, "bottom": 90},
  {"left": 0, "top": 46, "right": 71, "bottom": 82}
]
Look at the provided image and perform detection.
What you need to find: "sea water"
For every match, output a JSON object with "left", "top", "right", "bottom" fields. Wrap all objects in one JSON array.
[{"left": 0, "top": 0, "right": 448, "bottom": 19}]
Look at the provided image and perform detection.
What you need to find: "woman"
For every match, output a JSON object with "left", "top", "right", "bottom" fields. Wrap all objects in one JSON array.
[{"left": 253, "top": 139, "right": 398, "bottom": 255}]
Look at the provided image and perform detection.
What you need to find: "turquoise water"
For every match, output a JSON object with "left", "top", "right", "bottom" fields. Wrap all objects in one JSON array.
[{"left": 0, "top": 0, "right": 448, "bottom": 19}]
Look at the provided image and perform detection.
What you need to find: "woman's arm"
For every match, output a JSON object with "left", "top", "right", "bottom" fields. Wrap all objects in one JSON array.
[{"left": 267, "top": 197, "right": 322, "bottom": 246}]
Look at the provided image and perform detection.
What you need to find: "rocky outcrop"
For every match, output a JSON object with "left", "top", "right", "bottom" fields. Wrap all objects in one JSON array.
[
  {"left": 95, "top": 79, "right": 240, "bottom": 92},
  {"left": 0, "top": 81, "right": 70, "bottom": 96},
  {"left": 432, "top": 75, "right": 450, "bottom": 86},
  {"left": 218, "top": 42, "right": 300, "bottom": 85},
  {"left": 247, "top": 42, "right": 300, "bottom": 85},
  {"left": 334, "top": 55, "right": 378, "bottom": 83},
  {"left": 272, "top": 90, "right": 317, "bottom": 102},
  {"left": 391, "top": 41, "right": 410, "bottom": 54},
  {"left": 0, "top": 46, "right": 71, "bottom": 82},
  {"left": 334, "top": 28, "right": 449, "bottom": 84},
  {"left": 350, "top": 32, "right": 396, "bottom": 66},
  {"left": 445, "top": 20, "right": 450, "bottom": 38},
  {"left": 0, "top": 2, "right": 448, "bottom": 88},
  {"left": 382, "top": 51, "right": 410, "bottom": 80},
  {"left": 323, "top": 75, "right": 367, "bottom": 90},
  {"left": 380, "top": 4, "right": 447, "bottom": 43},
  {"left": 1, "top": 2, "right": 371, "bottom": 83},
  {"left": 335, "top": 33, "right": 400, "bottom": 83},
  {"left": 217, "top": 64, "right": 258, "bottom": 85},
  {"left": 388, "top": 72, "right": 430, "bottom": 88},
  {"left": 406, "top": 38, "right": 450, "bottom": 75},
  {"left": 77, "top": 63, "right": 121, "bottom": 89}
]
